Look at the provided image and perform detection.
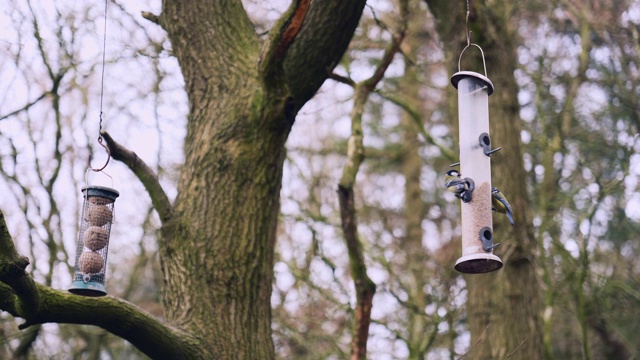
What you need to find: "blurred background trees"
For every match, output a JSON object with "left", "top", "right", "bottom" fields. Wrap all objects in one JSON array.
[{"left": 1, "top": 0, "right": 639, "bottom": 358}]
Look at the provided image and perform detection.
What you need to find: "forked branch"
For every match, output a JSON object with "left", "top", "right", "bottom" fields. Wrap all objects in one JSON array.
[{"left": 336, "top": 2, "right": 409, "bottom": 358}]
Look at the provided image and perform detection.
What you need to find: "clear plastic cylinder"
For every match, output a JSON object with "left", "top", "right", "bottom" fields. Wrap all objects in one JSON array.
[{"left": 451, "top": 71, "right": 502, "bottom": 274}]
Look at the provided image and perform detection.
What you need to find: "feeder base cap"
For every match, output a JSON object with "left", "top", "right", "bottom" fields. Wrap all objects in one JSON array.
[
  {"left": 69, "top": 280, "right": 107, "bottom": 297},
  {"left": 455, "top": 252, "right": 503, "bottom": 274}
]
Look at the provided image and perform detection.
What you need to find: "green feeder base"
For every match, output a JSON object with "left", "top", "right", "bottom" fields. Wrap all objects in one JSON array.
[{"left": 69, "top": 280, "right": 107, "bottom": 297}]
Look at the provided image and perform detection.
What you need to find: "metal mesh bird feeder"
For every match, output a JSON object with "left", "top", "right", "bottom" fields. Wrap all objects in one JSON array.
[
  {"left": 450, "top": 43, "right": 503, "bottom": 274},
  {"left": 69, "top": 185, "right": 119, "bottom": 296},
  {"left": 68, "top": 0, "right": 120, "bottom": 295}
]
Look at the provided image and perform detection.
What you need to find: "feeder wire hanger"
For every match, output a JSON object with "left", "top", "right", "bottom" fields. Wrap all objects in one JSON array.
[
  {"left": 457, "top": 0, "right": 488, "bottom": 78},
  {"left": 90, "top": 0, "right": 110, "bottom": 173}
]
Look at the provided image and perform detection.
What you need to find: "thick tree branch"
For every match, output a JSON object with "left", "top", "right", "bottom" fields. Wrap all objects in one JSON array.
[
  {"left": 22, "top": 285, "right": 202, "bottom": 359},
  {"left": 0, "top": 282, "right": 20, "bottom": 317},
  {"left": 0, "top": 209, "right": 202, "bottom": 358},
  {"left": 259, "top": 0, "right": 310, "bottom": 88},
  {"left": 284, "top": 0, "right": 368, "bottom": 110},
  {"left": 0, "top": 211, "right": 41, "bottom": 319},
  {"left": 100, "top": 131, "right": 173, "bottom": 223}
]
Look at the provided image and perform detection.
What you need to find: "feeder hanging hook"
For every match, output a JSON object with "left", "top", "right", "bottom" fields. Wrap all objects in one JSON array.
[
  {"left": 457, "top": 0, "right": 489, "bottom": 78},
  {"left": 89, "top": 131, "right": 111, "bottom": 172}
]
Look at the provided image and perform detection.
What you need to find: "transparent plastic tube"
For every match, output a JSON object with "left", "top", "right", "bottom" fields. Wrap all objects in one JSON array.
[{"left": 451, "top": 72, "right": 502, "bottom": 274}]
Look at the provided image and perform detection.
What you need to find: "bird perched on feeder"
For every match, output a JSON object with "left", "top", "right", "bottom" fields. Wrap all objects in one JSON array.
[
  {"left": 491, "top": 187, "right": 514, "bottom": 226},
  {"left": 444, "top": 170, "right": 473, "bottom": 203}
]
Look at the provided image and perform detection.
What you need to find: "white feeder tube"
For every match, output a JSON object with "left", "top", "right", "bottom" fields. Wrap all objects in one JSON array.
[{"left": 452, "top": 72, "right": 502, "bottom": 273}]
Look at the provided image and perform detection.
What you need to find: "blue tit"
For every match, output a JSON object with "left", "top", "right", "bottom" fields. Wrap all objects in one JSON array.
[
  {"left": 445, "top": 170, "right": 472, "bottom": 202},
  {"left": 491, "top": 187, "right": 514, "bottom": 226}
]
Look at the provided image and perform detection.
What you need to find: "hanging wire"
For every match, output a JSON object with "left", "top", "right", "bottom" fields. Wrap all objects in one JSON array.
[
  {"left": 456, "top": 0, "right": 489, "bottom": 77},
  {"left": 465, "top": 0, "right": 471, "bottom": 47},
  {"left": 90, "top": 0, "right": 111, "bottom": 172}
]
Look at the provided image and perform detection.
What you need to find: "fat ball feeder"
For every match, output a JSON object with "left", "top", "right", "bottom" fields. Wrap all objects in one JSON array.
[
  {"left": 449, "top": 18, "right": 503, "bottom": 274},
  {"left": 69, "top": 183, "right": 119, "bottom": 296},
  {"left": 68, "top": 0, "right": 119, "bottom": 296}
]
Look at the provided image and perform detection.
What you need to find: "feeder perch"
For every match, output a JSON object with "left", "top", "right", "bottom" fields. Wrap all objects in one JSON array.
[
  {"left": 479, "top": 132, "right": 502, "bottom": 156},
  {"left": 69, "top": 186, "right": 119, "bottom": 296},
  {"left": 450, "top": 51, "right": 503, "bottom": 274}
]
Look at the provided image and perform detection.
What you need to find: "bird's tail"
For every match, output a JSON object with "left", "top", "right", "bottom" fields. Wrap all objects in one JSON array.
[{"left": 507, "top": 211, "right": 515, "bottom": 226}]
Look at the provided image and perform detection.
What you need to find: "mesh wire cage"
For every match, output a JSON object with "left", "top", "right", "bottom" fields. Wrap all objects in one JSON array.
[{"left": 69, "top": 186, "right": 119, "bottom": 296}]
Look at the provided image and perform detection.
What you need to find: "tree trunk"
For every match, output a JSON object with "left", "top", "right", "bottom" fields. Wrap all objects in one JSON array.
[
  {"left": 157, "top": 3, "right": 278, "bottom": 357},
  {"left": 155, "top": 1, "right": 367, "bottom": 357}
]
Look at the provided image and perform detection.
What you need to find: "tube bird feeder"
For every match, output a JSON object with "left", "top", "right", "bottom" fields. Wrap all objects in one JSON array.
[
  {"left": 69, "top": 186, "right": 119, "bottom": 296},
  {"left": 450, "top": 46, "right": 503, "bottom": 274}
]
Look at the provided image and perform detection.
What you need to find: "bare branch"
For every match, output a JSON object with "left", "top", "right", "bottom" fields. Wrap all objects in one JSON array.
[
  {"left": 458, "top": 324, "right": 490, "bottom": 359},
  {"left": 141, "top": 11, "right": 160, "bottom": 25},
  {"left": 377, "top": 91, "right": 457, "bottom": 162},
  {"left": 328, "top": 72, "right": 356, "bottom": 87},
  {"left": 0, "top": 69, "right": 65, "bottom": 122},
  {"left": 334, "top": 4, "right": 412, "bottom": 358},
  {"left": 337, "top": 186, "right": 376, "bottom": 360},
  {"left": 363, "top": 26, "right": 406, "bottom": 91},
  {"left": 12, "top": 324, "right": 40, "bottom": 359},
  {"left": 0, "top": 93, "right": 47, "bottom": 121},
  {"left": 100, "top": 131, "right": 173, "bottom": 223},
  {"left": 504, "top": 339, "right": 526, "bottom": 359}
]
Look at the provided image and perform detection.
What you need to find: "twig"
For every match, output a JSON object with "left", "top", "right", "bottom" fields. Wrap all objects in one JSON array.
[
  {"left": 141, "top": 11, "right": 160, "bottom": 25},
  {"left": 0, "top": 93, "right": 47, "bottom": 121},
  {"left": 328, "top": 72, "right": 356, "bottom": 87},
  {"left": 457, "top": 324, "right": 490, "bottom": 359},
  {"left": 376, "top": 91, "right": 456, "bottom": 162},
  {"left": 504, "top": 339, "right": 526, "bottom": 359}
]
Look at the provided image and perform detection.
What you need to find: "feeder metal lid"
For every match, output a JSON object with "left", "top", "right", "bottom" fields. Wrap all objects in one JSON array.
[
  {"left": 82, "top": 186, "right": 120, "bottom": 200},
  {"left": 451, "top": 71, "right": 495, "bottom": 96}
]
